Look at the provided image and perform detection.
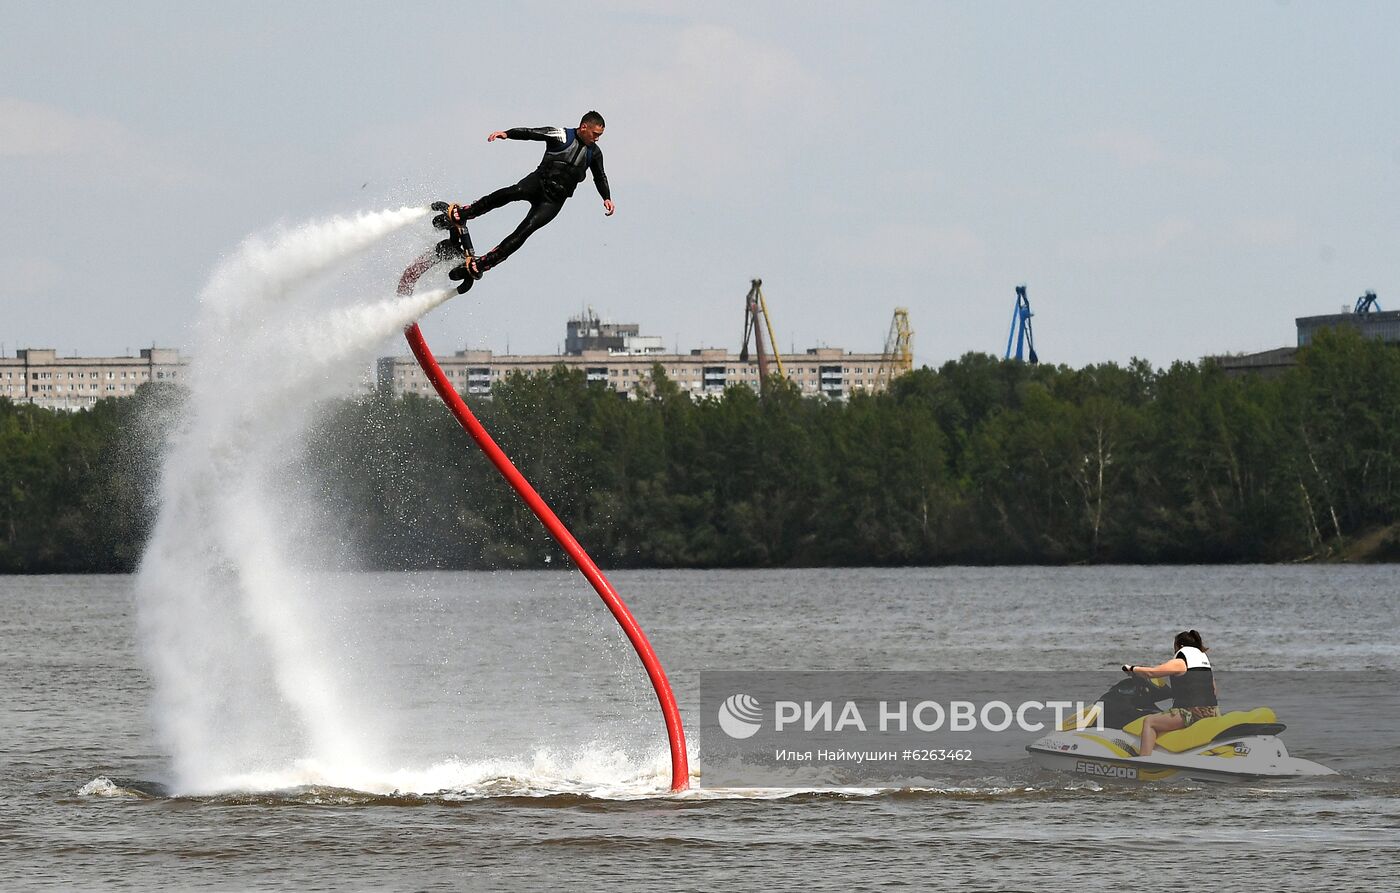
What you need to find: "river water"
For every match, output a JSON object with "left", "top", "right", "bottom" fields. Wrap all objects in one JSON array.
[{"left": 3, "top": 566, "right": 1398, "bottom": 890}]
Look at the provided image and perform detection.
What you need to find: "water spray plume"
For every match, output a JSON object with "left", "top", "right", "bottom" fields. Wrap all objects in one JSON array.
[{"left": 136, "top": 207, "right": 434, "bottom": 794}]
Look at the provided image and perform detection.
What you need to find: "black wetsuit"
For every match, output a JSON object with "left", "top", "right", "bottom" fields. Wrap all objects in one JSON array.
[{"left": 465, "top": 126, "right": 610, "bottom": 270}]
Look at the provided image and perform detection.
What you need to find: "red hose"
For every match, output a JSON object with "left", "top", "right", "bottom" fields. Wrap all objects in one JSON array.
[{"left": 403, "top": 321, "right": 690, "bottom": 792}]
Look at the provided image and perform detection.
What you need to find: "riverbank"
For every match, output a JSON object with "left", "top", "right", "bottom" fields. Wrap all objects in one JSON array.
[{"left": 2, "top": 328, "right": 1396, "bottom": 573}]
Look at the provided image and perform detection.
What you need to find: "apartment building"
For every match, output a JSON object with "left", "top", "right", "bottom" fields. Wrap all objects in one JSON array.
[
  {"left": 377, "top": 313, "right": 897, "bottom": 400},
  {"left": 0, "top": 348, "right": 188, "bottom": 411}
]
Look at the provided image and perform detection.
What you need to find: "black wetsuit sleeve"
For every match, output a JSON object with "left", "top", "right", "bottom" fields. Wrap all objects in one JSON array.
[
  {"left": 590, "top": 146, "right": 611, "bottom": 201},
  {"left": 505, "top": 126, "right": 566, "bottom": 146}
]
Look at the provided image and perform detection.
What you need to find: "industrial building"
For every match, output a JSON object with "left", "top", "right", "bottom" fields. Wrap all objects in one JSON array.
[
  {"left": 0, "top": 347, "right": 188, "bottom": 411},
  {"left": 1296, "top": 309, "right": 1400, "bottom": 347},
  {"left": 1208, "top": 346, "right": 1299, "bottom": 378},
  {"left": 377, "top": 310, "right": 900, "bottom": 400},
  {"left": 1211, "top": 293, "right": 1398, "bottom": 376}
]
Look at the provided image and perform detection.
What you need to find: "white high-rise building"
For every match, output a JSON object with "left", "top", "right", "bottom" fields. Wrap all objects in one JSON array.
[
  {"left": 0, "top": 348, "right": 188, "bottom": 411},
  {"left": 377, "top": 312, "right": 897, "bottom": 401}
]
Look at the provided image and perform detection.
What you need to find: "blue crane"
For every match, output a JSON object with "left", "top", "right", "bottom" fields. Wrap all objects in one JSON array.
[
  {"left": 1004, "top": 285, "right": 1039, "bottom": 364},
  {"left": 1354, "top": 291, "right": 1381, "bottom": 314}
]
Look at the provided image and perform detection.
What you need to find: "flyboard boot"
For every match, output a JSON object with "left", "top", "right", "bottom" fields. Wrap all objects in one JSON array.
[
  {"left": 398, "top": 201, "right": 481, "bottom": 297},
  {"left": 448, "top": 250, "right": 493, "bottom": 290},
  {"left": 431, "top": 201, "right": 481, "bottom": 295}
]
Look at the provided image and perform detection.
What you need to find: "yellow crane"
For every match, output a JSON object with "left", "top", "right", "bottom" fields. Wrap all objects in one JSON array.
[
  {"left": 739, "top": 279, "right": 786, "bottom": 389},
  {"left": 876, "top": 308, "right": 914, "bottom": 389}
]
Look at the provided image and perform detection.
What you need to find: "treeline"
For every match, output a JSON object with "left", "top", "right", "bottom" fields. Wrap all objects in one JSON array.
[
  {"left": 0, "top": 393, "right": 158, "bottom": 572},
  {"left": 3, "top": 328, "right": 1398, "bottom": 573}
]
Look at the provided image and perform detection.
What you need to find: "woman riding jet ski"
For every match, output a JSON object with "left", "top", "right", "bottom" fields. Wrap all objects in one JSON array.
[{"left": 1026, "top": 630, "right": 1335, "bottom": 783}]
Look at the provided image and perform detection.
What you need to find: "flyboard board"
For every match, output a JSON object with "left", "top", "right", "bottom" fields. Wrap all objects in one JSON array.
[{"left": 398, "top": 201, "right": 480, "bottom": 297}]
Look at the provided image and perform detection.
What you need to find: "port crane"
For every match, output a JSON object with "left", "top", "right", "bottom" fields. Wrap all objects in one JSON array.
[
  {"left": 1355, "top": 291, "right": 1381, "bottom": 314},
  {"left": 876, "top": 308, "right": 914, "bottom": 389},
  {"left": 1004, "top": 285, "right": 1039, "bottom": 364},
  {"left": 739, "top": 279, "right": 785, "bottom": 393}
]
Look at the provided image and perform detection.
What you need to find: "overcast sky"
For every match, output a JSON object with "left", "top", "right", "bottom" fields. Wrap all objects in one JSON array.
[{"left": 3, "top": 1, "right": 1397, "bottom": 369}]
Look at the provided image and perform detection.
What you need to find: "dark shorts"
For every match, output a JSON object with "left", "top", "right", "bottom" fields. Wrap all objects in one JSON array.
[{"left": 1166, "top": 705, "right": 1219, "bottom": 727}]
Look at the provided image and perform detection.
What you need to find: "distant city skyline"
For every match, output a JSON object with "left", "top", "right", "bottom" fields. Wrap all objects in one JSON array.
[{"left": 4, "top": 2, "right": 1397, "bottom": 369}]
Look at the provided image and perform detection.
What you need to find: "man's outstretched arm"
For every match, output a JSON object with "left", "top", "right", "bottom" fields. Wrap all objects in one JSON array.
[
  {"left": 591, "top": 146, "right": 614, "bottom": 215},
  {"left": 488, "top": 127, "right": 565, "bottom": 143}
]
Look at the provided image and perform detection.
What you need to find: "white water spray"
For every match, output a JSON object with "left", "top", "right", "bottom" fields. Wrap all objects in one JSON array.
[{"left": 135, "top": 207, "right": 450, "bottom": 794}]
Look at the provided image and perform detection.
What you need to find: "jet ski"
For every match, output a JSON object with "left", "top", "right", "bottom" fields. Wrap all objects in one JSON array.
[{"left": 1026, "top": 675, "right": 1335, "bottom": 783}]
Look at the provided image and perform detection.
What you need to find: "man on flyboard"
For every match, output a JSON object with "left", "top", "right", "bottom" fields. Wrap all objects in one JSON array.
[{"left": 433, "top": 111, "right": 613, "bottom": 292}]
